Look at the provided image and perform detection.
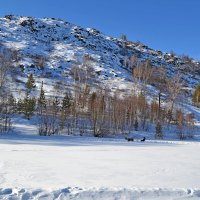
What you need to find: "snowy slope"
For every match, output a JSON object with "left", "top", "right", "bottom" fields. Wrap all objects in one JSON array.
[
  {"left": 1, "top": 15, "right": 200, "bottom": 200},
  {"left": 0, "top": 15, "right": 200, "bottom": 96},
  {"left": 0, "top": 135, "right": 200, "bottom": 199}
]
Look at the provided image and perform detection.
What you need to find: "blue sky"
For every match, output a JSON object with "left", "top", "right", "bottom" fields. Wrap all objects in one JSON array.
[{"left": 1, "top": 0, "right": 200, "bottom": 60}]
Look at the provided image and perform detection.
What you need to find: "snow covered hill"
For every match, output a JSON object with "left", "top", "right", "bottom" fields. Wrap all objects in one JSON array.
[
  {"left": 1, "top": 15, "right": 200, "bottom": 199},
  {"left": 0, "top": 15, "right": 200, "bottom": 96}
]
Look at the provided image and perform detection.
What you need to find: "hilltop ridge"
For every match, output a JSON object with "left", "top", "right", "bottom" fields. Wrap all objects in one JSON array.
[{"left": 0, "top": 15, "right": 199, "bottom": 96}]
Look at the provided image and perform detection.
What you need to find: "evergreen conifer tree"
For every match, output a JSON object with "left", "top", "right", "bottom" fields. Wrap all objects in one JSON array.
[
  {"left": 22, "top": 93, "right": 36, "bottom": 119},
  {"left": 37, "top": 82, "right": 47, "bottom": 136},
  {"left": 25, "top": 74, "right": 35, "bottom": 92},
  {"left": 59, "top": 93, "right": 72, "bottom": 130},
  {"left": 62, "top": 93, "right": 72, "bottom": 109},
  {"left": 38, "top": 82, "right": 46, "bottom": 111}
]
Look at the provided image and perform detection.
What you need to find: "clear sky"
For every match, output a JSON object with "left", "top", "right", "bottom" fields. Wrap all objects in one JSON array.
[{"left": 0, "top": 0, "right": 200, "bottom": 60}]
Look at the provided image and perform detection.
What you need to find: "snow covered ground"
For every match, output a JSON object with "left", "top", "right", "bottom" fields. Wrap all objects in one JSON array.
[
  {"left": 0, "top": 134, "right": 200, "bottom": 199},
  {"left": 1, "top": 15, "right": 200, "bottom": 199}
]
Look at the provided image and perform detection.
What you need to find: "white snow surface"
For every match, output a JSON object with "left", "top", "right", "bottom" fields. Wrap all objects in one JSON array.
[{"left": 0, "top": 134, "right": 200, "bottom": 199}]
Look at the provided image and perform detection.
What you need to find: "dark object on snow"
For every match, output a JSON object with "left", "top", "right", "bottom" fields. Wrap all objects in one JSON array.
[
  {"left": 125, "top": 137, "right": 134, "bottom": 142},
  {"left": 141, "top": 137, "right": 146, "bottom": 142}
]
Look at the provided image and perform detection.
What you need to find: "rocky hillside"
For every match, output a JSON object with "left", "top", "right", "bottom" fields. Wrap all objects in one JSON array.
[{"left": 0, "top": 15, "right": 199, "bottom": 96}]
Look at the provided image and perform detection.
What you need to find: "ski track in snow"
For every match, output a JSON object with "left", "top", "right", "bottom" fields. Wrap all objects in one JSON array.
[{"left": 0, "top": 187, "right": 200, "bottom": 200}]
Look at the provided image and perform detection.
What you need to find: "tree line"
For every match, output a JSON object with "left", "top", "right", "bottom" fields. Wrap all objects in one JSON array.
[
  {"left": 0, "top": 46, "right": 198, "bottom": 139},
  {"left": 0, "top": 73, "right": 196, "bottom": 140}
]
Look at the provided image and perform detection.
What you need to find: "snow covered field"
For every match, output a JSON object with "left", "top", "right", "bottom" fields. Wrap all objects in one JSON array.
[{"left": 0, "top": 135, "right": 200, "bottom": 199}]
